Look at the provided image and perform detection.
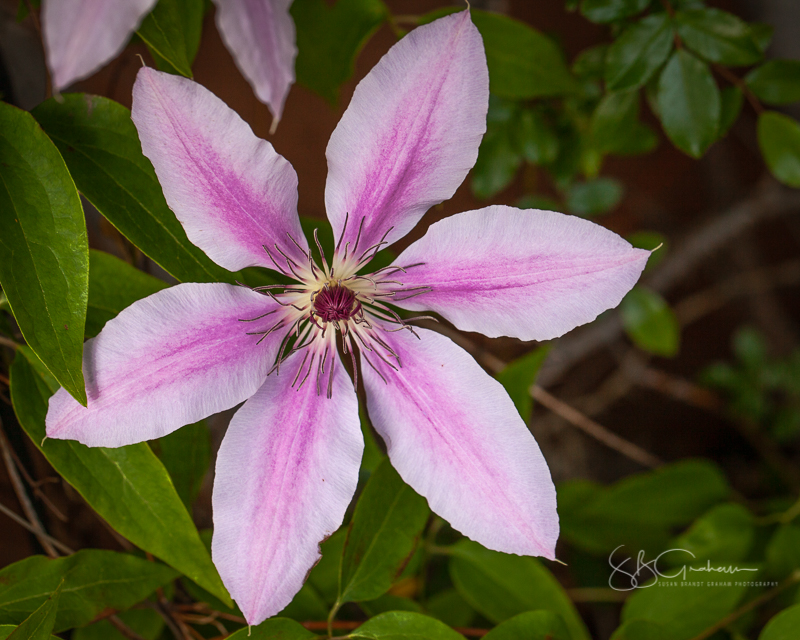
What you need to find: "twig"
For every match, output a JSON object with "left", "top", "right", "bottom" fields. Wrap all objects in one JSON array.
[
  {"left": 109, "top": 615, "right": 149, "bottom": 640},
  {"left": 0, "top": 419, "right": 59, "bottom": 557},
  {"left": 714, "top": 63, "right": 763, "bottom": 115},
  {"left": 530, "top": 385, "right": 663, "bottom": 469},
  {"left": 0, "top": 335, "right": 20, "bottom": 351},
  {"left": 674, "top": 259, "right": 800, "bottom": 327},
  {"left": 637, "top": 368, "right": 800, "bottom": 490},
  {"left": 0, "top": 501, "right": 74, "bottom": 554},
  {"left": 688, "top": 570, "right": 800, "bottom": 640},
  {"left": 539, "top": 180, "right": 800, "bottom": 386},
  {"left": 3, "top": 444, "right": 66, "bottom": 522}
]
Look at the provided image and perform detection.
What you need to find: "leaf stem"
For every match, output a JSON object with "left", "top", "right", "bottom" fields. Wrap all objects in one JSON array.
[{"left": 327, "top": 598, "right": 342, "bottom": 639}]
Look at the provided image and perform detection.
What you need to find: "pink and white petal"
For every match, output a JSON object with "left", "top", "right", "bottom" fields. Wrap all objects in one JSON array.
[
  {"left": 46, "top": 283, "right": 286, "bottom": 447},
  {"left": 212, "top": 351, "right": 362, "bottom": 625},
  {"left": 42, "top": 0, "right": 157, "bottom": 91},
  {"left": 324, "top": 10, "right": 488, "bottom": 256},
  {"left": 132, "top": 68, "right": 308, "bottom": 273},
  {"left": 361, "top": 326, "right": 558, "bottom": 559},
  {"left": 212, "top": 0, "right": 296, "bottom": 126},
  {"left": 391, "top": 206, "right": 651, "bottom": 341}
]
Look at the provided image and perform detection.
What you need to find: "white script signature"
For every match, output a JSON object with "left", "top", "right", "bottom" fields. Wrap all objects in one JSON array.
[{"left": 608, "top": 546, "right": 758, "bottom": 591}]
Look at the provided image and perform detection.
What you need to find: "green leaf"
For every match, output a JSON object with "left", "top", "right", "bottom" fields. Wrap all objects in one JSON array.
[
  {"left": 32, "top": 94, "right": 236, "bottom": 285},
  {"left": 746, "top": 60, "right": 800, "bottom": 105},
  {"left": 292, "top": 0, "right": 388, "bottom": 104},
  {"left": 760, "top": 604, "right": 800, "bottom": 640},
  {"left": 136, "top": 0, "right": 196, "bottom": 77},
  {"left": 360, "top": 594, "right": 423, "bottom": 618},
  {"left": 72, "top": 609, "right": 164, "bottom": 640},
  {"left": 718, "top": 86, "right": 744, "bottom": 138},
  {"left": 86, "top": 250, "right": 168, "bottom": 338},
  {"left": 560, "top": 460, "right": 730, "bottom": 555},
  {"left": 591, "top": 90, "right": 649, "bottom": 155},
  {"left": 6, "top": 581, "right": 61, "bottom": 640},
  {"left": 472, "top": 11, "right": 577, "bottom": 99},
  {"left": 605, "top": 14, "right": 674, "bottom": 91},
  {"left": 566, "top": 178, "right": 624, "bottom": 217},
  {"left": 610, "top": 620, "right": 667, "bottom": 640},
  {"left": 339, "top": 459, "right": 429, "bottom": 603},
  {"left": 449, "top": 540, "right": 589, "bottom": 640},
  {"left": 669, "top": 503, "right": 755, "bottom": 564},
  {"left": 766, "top": 523, "right": 800, "bottom": 579},
  {"left": 152, "top": 421, "right": 211, "bottom": 510},
  {"left": 580, "top": 0, "right": 649, "bottom": 24},
  {"left": 749, "top": 22, "right": 774, "bottom": 53},
  {"left": 621, "top": 287, "right": 680, "bottom": 357},
  {"left": 0, "top": 628, "right": 55, "bottom": 640},
  {"left": 0, "top": 101, "right": 88, "bottom": 405},
  {"left": 278, "top": 583, "right": 328, "bottom": 622},
  {"left": 496, "top": 345, "right": 551, "bottom": 420},
  {"left": 350, "top": 611, "right": 465, "bottom": 640},
  {"left": 472, "top": 98, "right": 522, "bottom": 199},
  {"left": 758, "top": 111, "right": 800, "bottom": 188},
  {"left": 0, "top": 551, "right": 176, "bottom": 632},
  {"left": 675, "top": 8, "right": 762, "bottom": 66},
  {"left": 657, "top": 49, "right": 720, "bottom": 158},
  {"left": 307, "top": 527, "right": 347, "bottom": 604},
  {"left": 621, "top": 571, "right": 747, "bottom": 640},
  {"left": 516, "top": 109, "right": 559, "bottom": 165},
  {"left": 227, "top": 618, "right": 316, "bottom": 639},
  {"left": 483, "top": 611, "right": 571, "bottom": 640},
  {"left": 425, "top": 589, "right": 474, "bottom": 628},
  {"left": 9, "top": 348, "right": 231, "bottom": 606}
]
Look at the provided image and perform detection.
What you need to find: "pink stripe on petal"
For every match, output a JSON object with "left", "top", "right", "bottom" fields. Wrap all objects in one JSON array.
[
  {"left": 361, "top": 327, "right": 558, "bottom": 559},
  {"left": 392, "top": 206, "right": 651, "bottom": 341},
  {"left": 213, "top": 0, "right": 296, "bottom": 125},
  {"left": 324, "top": 10, "right": 488, "bottom": 256},
  {"left": 132, "top": 68, "right": 307, "bottom": 273},
  {"left": 46, "top": 283, "right": 285, "bottom": 447},
  {"left": 42, "top": 0, "right": 157, "bottom": 91},
  {"left": 212, "top": 352, "right": 362, "bottom": 625}
]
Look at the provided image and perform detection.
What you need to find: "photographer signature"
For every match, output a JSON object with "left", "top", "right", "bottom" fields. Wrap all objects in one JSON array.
[{"left": 608, "top": 546, "right": 758, "bottom": 591}]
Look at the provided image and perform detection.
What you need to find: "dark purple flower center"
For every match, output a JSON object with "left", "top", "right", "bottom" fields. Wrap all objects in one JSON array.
[{"left": 313, "top": 285, "right": 360, "bottom": 322}]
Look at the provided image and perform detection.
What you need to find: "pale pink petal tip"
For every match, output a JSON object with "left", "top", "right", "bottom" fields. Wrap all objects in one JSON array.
[
  {"left": 43, "top": 0, "right": 158, "bottom": 91},
  {"left": 324, "top": 9, "right": 489, "bottom": 256},
  {"left": 212, "top": 0, "right": 297, "bottom": 125}
]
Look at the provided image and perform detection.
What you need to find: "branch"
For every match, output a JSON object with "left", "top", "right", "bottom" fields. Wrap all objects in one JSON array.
[
  {"left": 0, "top": 501, "right": 73, "bottom": 555},
  {"left": 0, "top": 418, "right": 59, "bottom": 557}
]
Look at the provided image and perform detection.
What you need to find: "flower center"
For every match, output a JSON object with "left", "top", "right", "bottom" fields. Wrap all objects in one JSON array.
[{"left": 312, "top": 284, "right": 360, "bottom": 322}]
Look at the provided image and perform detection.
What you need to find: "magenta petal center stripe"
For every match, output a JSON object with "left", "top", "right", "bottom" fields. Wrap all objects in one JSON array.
[
  {"left": 391, "top": 206, "right": 651, "bottom": 341},
  {"left": 46, "top": 283, "right": 283, "bottom": 448},
  {"left": 132, "top": 68, "right": 307, "bottom": 273},
  {"left": 212, "top": 351, "right": 362, "bottom": 625}
]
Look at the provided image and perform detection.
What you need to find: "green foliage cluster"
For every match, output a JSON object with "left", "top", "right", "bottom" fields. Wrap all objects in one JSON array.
[{"left": 2, "top": 0, "right": 800, "bottom": 639}]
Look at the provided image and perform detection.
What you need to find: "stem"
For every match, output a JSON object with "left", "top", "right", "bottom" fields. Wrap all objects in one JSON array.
[
  {"left": 0, "top": 336, "right": 20, "bottom": 351},
  {"left": 688, "top": 570, "right": 800, "bottom": 640},
  {"left": 531, "top": 385, "right": 664, "bottom": 469},
  {"left": 327, "top": 599, "right": 341, "bottom": 639},
  {"left": 0, "top": 501, "right": 73, "bottom": 554},
  {"left": 714, "top": 64, "right": 764, "bottom": 115}
]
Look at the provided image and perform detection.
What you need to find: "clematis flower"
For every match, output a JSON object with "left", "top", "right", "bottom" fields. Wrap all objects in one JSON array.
[
  {"left": 45, "top": 11, "right": 650, "bottom": 625},
  {"left": 41, "top": 0, "right": 295, "bottom": 124}
]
